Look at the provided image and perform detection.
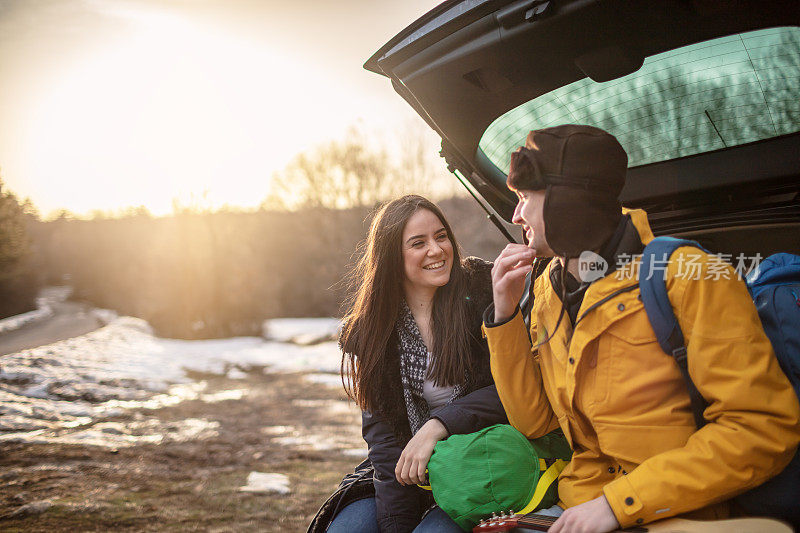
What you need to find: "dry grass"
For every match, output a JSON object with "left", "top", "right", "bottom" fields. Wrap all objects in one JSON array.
[{"left": 0, "top": 371, "right": 363, "bottom": 532}]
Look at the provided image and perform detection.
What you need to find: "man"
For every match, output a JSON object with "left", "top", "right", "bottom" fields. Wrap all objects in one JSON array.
[{"left": 482, "top": 125, "right": 800, "bottom": 533}]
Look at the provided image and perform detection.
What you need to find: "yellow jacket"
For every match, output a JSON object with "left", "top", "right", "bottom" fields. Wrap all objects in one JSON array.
[{"left": 483, "top": 208, "right": 800, "bottom": 528}]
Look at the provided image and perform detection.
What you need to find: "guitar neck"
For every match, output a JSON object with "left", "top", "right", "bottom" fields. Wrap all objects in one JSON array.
[{"left": 515, "top": 513, "right": 556, "bottom": 531}]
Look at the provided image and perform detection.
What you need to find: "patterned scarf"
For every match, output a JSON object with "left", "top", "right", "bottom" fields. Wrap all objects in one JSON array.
[{"left": 396, "top": 301, "right": 464, "bottom": 435}]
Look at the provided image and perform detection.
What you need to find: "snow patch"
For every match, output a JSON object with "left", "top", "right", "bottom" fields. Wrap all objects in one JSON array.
[
  {"left": 0, "top": 316, "right": 341, "bottom": 443},
  {"left": 342, "top": 448, "right": 368, "bottom": 458},
  {"left": 303, "top": 373, "right": 344, "bottom": 388},
  {"left": 262, "top": 421, "right": 362, "bottom": 453},
  {"left": 261, "top": 425, "right": 294, "bottom": 435},
  {"left": 0, "top": 306, "right": 53, "bottom": 334},
  {"left": 239, "top": 472, "right": 290, "bottom": 494},
  {"left": 0, "top": 417, "right": 220, "bottom": 448},
  {"left": 226, "top": 367, "right": 249, "bottom": 380},
  {"left": 200, "top": 389, "right": 246, "bottom": 403},
  {"left": 91, "top": 308, "right": 119, "bottom": 326},
  {"left": 262, "top": 318, "right": 340, "bottom": 344}
]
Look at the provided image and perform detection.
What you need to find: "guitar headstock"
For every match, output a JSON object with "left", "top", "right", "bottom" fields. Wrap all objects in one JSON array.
[{"left": 472, "top": 511, "right": 521, "bottom": 533}]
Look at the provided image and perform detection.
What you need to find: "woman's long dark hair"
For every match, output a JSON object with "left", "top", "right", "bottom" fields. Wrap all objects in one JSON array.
[{"left": 340, "top": 195, "right": 475, "bottom": 412}]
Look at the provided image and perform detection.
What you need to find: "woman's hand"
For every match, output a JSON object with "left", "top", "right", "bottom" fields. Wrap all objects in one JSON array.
[{"left": 395, "top": 418, "right": 449, "bottom": 486}]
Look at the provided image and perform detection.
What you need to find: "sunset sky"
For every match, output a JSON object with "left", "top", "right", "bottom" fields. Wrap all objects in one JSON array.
[{"left": 0, "top": 0, "right": 443, "bottom": 217}]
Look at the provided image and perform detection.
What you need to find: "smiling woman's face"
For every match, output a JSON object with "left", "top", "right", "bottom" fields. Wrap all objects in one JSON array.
[{"left": 401, "top": 208, "right": 454, "bottom": 296}]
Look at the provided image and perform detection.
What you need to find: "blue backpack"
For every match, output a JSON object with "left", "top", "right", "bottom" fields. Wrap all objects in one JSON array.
[{"left": 639, "top": 237, "right": 800, "bottom": 527}]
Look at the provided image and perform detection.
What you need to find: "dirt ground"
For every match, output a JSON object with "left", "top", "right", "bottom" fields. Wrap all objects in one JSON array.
[{"left": 0, "top": 369, "right": 364, "bottom": 532}]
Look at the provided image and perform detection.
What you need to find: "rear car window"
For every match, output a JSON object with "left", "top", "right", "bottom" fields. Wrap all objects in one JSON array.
[{"left": 479, "top": 26, "right": 800, "bottom": 173}]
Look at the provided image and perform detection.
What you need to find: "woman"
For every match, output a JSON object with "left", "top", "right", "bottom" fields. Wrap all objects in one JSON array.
[{"left": 308, "top": 195, "right": 507, "bottom": 533}]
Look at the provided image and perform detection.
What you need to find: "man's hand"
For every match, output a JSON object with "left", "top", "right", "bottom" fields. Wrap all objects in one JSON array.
[
  {"left": 548, "top": 495, "right": 619, "bottom": 533},
  {"left": 492, "top": 244, "right": 536, "bottom": 322},
  {"left": 395, "top": 418, "right": 449, "bottom": 486}
]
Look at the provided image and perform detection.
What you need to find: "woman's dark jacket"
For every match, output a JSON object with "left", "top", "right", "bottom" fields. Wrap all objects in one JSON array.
[{"left": 308, "top": 258, "right": 508, "bottom": 533}]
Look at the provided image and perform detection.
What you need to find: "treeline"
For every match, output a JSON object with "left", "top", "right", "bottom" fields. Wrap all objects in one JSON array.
[
  {"left": 0, "top": 178, "right": 40, "bottom": 318},
  {"left": 27, "top": 197, "right": 509, "bottom": 339},
  {"left": 5, "top": 126, "right": 510, "bottom": 338}
]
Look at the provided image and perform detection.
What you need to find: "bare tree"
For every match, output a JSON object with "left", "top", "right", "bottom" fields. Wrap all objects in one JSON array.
[
  {"left": 265, "top": 127, "right": 393, "bottom": 210},
  {"left": 264, "top": 122, "right": 467, "bottom": 211},
  {"left": 394, "top": 119, "right": 466, "bottom": 200}
]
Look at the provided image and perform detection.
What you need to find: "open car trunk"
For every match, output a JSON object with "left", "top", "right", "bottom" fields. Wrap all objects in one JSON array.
[{"left": 365, "top": 0, "right": 800, "bottom": 257}]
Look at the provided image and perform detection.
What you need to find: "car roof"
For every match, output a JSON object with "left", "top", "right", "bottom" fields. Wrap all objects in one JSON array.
[{"left": 365, "top": 0, "right": 800, "bottom": 239}]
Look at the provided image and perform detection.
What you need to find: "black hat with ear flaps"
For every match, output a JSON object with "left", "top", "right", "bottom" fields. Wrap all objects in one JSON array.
[{"left": 507, "top": 124, "right": 628, "bottom": 257}]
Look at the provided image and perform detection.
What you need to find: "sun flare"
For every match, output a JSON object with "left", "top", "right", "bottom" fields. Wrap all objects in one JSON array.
[{"left": 19, "top": 5, "right": 354, "bottom": 216}]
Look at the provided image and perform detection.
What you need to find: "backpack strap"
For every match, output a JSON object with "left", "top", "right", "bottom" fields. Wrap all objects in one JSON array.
[
  {"left": 516, "top": 459, "right": 568, "bottom": 515},
  {"left": 639, "top": 236, "right": 709, "bottom": 429}
]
